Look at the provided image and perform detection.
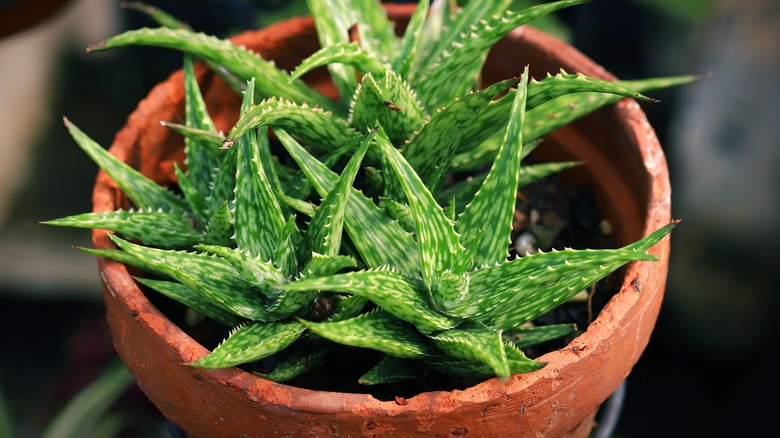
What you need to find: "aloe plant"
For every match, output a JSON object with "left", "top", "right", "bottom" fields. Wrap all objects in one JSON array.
[{"left": 45, "top": 0, "right": 692, "bottom": 387}]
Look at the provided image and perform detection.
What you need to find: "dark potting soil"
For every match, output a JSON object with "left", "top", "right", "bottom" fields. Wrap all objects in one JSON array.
[{"left": 142, "top": 174, "right": 620, "bottom": 400}]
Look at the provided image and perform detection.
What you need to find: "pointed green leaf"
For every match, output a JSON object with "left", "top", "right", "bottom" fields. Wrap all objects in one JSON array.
[
  {"left": 456, "top": 68, "right": 529, "bottom": 266},
  {"left": 402, "top": 78, "right": 518, "bottom": 190},
  {"left": 108, "top": 234, "right": 277, "bottom": 321},
  {"left": 380, "top": 198, "right": 415, "bottom": 234},
  {"left": 359, "top": 355, "right": 420, "bottom": 385},
  {"left": 87, "top": 27, "right": 337, "bottom": 112},
  {"left": 304, "top": 0, "right": 358, "bottom": 101},
  {"left": 375, "top": 126, "right": 465, "bottom": 300},
  {"left": 300, "top": 253, "right": 357, "bottom": 278},
  {"left": 162, "top": 121, "right": 224, "bottom": 150},
  {"left": 206, "top": 142, "right": 238, "bottom": 215},
  {"left": 233, "top": 114, "right": 286, "bottom": 260},
  {"left": 275, "top": 128, "right": 419, "bottom": 274},
  {"left": 223, "top": 98, "right": 359, "bottom": 154},
  {"left": 290, "top": 42, "right": 387, "bottom": 83},
  {"left": 426, "top": 341, "right": 544, "bottom": 379},
  {"left": 392, "top": 0, "right": 429, "bottom": 81},
  {"left": 416, "top": 0, "right": 587, "bottom": 108},
  {"left": 182, "top": 54, "right": 221, "bottom": 196},
  {"left": 173, "top": 163, "right": 209, "bottom": 225},
  {"left": 505, "top": 323, "right": 577, "bottom": 349},
  {"left": 281, "top": 269, "right": 459, "bottom": 333},
  {"left": 190, "top": 320, "right": 306, "bottom": 369},
  {"left": 43, "top": 209, "right": 201, "bottom": 248},
  {"left": 350, "top": 71, "right": 426, "bottom": 144},
  {"left": 257, "top": 348, "right": 329, "bottom": 382},
  {"left": 428, "top": 322, "right": 510, "bottom": 381},
  {"left": 195, "top": 244, "right": 286, "bottom": 293},
  {"left": 299, "top": 310, "right": 436, "bottom": 359},
  {"left": 134, "top": 277, "right": 243, "bottom": 327},
  {"left": 351, "top": 0, "right": 399, "bottom": 61},
  {"left": 468, "top": 222, "right": 675, "bottom": 329},
  {"left": 301, "top": 129, "right": 374, "bottom": 262},
  {"left": 63, "top": 118, "right": 188, "bottom": 214},
  {"left": 203, "top": 201, "right": 234, "bottom": 247},
  {"left": 274, "top": 216, "right": 301, "bottom": 278}
]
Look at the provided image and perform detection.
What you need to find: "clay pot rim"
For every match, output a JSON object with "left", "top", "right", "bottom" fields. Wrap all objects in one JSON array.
[{"left": 92, "top": 4, "right": 671, "bottom": 419}]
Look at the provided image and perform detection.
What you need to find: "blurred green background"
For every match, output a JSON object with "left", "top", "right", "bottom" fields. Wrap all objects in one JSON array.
[{"left": 1, "top": 0, "right": 777, "bottom": 436}]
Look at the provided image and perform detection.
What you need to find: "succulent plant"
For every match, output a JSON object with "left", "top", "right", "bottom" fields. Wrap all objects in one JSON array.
[{"left": 44, "top": 0, "right": 691, "bottom": 387}]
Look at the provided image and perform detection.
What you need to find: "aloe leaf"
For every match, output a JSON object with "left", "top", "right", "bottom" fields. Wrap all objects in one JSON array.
[
  {"left": 359, "top": 355, "right": 420, "bottom": 385},
  {"left": 380, "top": 198, "right": 415, "bottom": 234},
  {"left": 300, "top": 253, "right": 357, "bottom": 278},
  {"left": 469, "top": 222, "right": 675, "bottom": 329},
  {"left": 203, "top": 201, "right": 234, "bottom": 247},
  {"left": 402, "top": 78, "right": 518, "bottom": 190},
  {"left": 108, "top": 234, "right": 277, "bottom": 321},
  {"left": 257, "top": 348, "right": 329, "bottom": 382},
  {"left": 304, "top": 0, "right": 358, "bottom": 101},
  {"left": 233, "top": 93, "right": 286, "bottom": 260},
  {"left": 418, "top": 0, "right": 512, "bottom": 74},
  {"left": 223, "top": 98, "right": 359, "bottom": 155},
  {"left": 428, "top": 322, "right": 510, "bottom": 381},
  {"left": 274, "top": 216, "right": 301, "bottom": 278},
  {"left": 275, "top": 128, "right": 419, "bottom": 274},
  {"left": 182, "top": 54, "right": 221, "bottom": 193},
  {"left": 63, "top": 118, "right": 188, "bottom": 214},
  {"left": 301, "top": 129, "right": 374, "bottom": 263},
  {"left": 416, "top": 0, "right": 587, "bottom": 108},
  {"left": 77, "top": 246, "right": 154, "bottom": 270},
  {"left": 43, "top": 209, "right": 201, "bottom": 248},
  {"left": 275, "top": 189, "right": 316, "bottom": 217},
  {"left": 290, "top": 43, "right": 387, "bottom": 83},
  {"left": 328, "top": 294, "right": 368, "bottom": 322},
  {"left": 134, "top": 277, "right": 243, "bottom": 327},
  {"left": 87, "top": 27, "right": 337, "bottom": 112},
  {"left": 426, "top": 341, "right": 544, "bottom": 379},
  {"left": 415, "top": 0, "right": 455, "bottom": 71},
  {"left": 161, "top": 121, "right": 224, "bottom": 150},
  {"left": 375, "top": 128, "right": 465, "bottom": 300},
  {"left": 504, "top": 323, "right": 577, "bottom": 349},
  {"left": 299, "top": 310, "right": 436, "bottom": 359},
  {"left": 281, "top": 269, "right": 459, "bottom": 333},
  {"left": 456, "top": 68, "right": 529, "bottom": 266},
  {"left": 195, "top": 245, "right": 286, "bottom": 293},
  {"left": 173, "top": 163, "right": 209, "bottom": 225},
  {"left": 350, "top": 71, "right": 426, "bottom": 144},
  {"left": 206, "top": 142, "right": 238, "bottom": 215},
  {"left": 392, "top": 0, "right": 430, "bottom": 81},
  {"left": 351, "top": 0, "right": 399, "bottom": 61},
  {"left": 190, "top": 320, "right": 306, "bottom": 369}
]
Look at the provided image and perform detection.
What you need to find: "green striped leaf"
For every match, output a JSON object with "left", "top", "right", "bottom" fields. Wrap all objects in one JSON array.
[
  {"left": 222, "top": 97, "right": 359, "bottom": 155},
  {"left": 43, "top": 208, "right": 201, "bottom": 248},
  {"left": 299, "top": 310, "right": 436, "bottom": 359},
  {"left": 275, "top": 128, "right": 420, "bottom": 274},
  {"left": 301, "top": 129, "right": 374, "bottom": 262},
  {"left": 108, "top": 234, "right": 278, "bottom": 321},
  {"left": 206, "top": 142, "right": 238, "bottom": 215},
  {"left": 87, "top": 26, "right": 337, "bottom": 112},
  {"left": 375, "top": 127, "right": 465, "bottom": 304},
  {"left": 190, "top": 320, "right": 306, "bottom": 369},
  {"left": 290, "top": 42, "right": 387, "bottom": 83},
  {"left": 504, "top": 323, "right": 577, "bottom": 349},
  {"left": 257, "top": 348, "right": 328, "bottom": 382},
  {"left": 351, "top": 0, "right": 399, "bottom": 61},
  {"left": 428, "top": 322, "right": 510, "bottom": 381},
  {"left": 134, "top": 277, "right": 243, "bottom": 327},
  {"left": 161, "top": 121, "right": 223, "bottom": 150},
  {"left": 173, "top": 163, "right": 209, "bottom": 225},
  {"left": 426, "top": 342, "right": 544, "bottom": 379},
  {"left": 233, "top": 91, "right": 286, "bottom": 260},
  {"left": 300, "top": 253, "right": 357, "bottom": 278},
  {"left": 182, "top": 54, "right": 221, "bottom": 198},
  {"left": 402, "top": 78, "right": 518, "bottom": 191},
  {"left": 203, "top": 201, "right": 234, "bottom": 247},
  {"left": 392, "top": 0, "right": 430, "bottom": 81},
  {"left": 281, "top": 269, "right": 459, "bottom": 333},
  {"left": 416, "top": 0, "right": 587, "bottom": 108},
  {"left": 195, "top": 244, "right": 286, "bottom": 294},
  {"left": 63, "top": 118, "right": 188, "bottom": 214},
  {"left": 274, "top": 216, "right": 301, "bottom": 278},
  {"left": 304, "top": 0, "right": 358, "bottom": 101},
  {"left": 456, "top": 68, "right": 529, "bottom": 266},
  {"left": 350, "top": 70, "right": 426, "bottom": 144},
  {"left": 359, "top": 355, "right": 421, "bottom": 385}
]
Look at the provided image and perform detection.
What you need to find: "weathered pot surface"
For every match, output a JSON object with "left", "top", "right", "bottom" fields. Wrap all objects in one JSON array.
[{"left": 92, "top": 4, "right": 671, "bottom": 437}]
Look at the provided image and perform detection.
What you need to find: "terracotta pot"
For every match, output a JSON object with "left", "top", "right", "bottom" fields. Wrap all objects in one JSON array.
[{"left": 92, "top": 4, "right": 671, "bottom": 437}]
